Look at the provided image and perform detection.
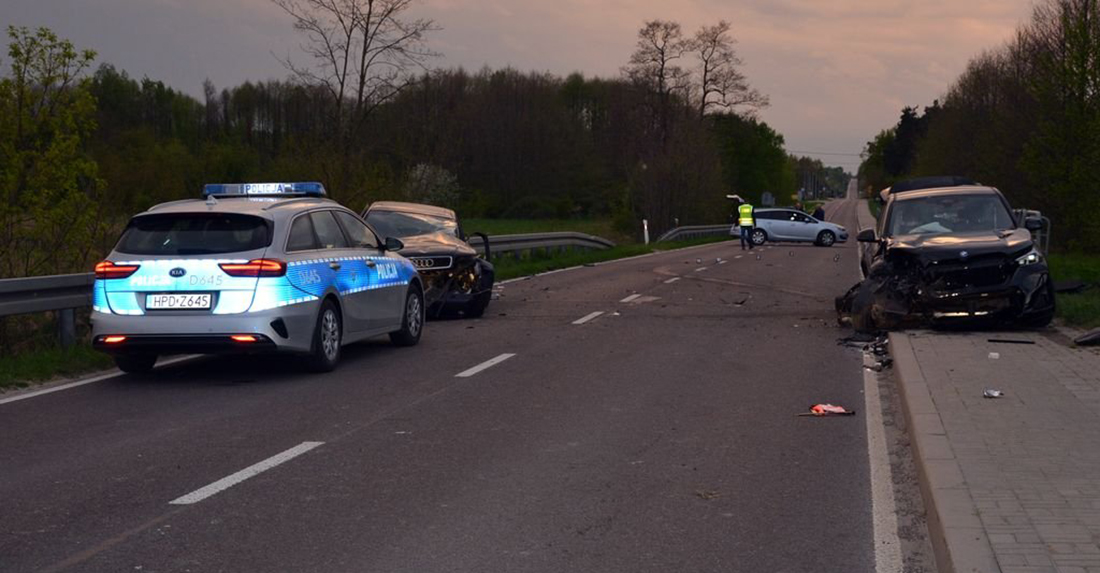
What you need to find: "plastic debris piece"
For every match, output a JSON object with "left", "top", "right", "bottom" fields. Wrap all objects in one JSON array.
[
  {"left": 833, "top": 254, "right": 841, "bottom": 262},
  {"left": 983, "top": 389, "right": 1005, "bottom": 399},
  {"left": 1054, "top": 280, "right": 1090, "bottom": 294},
  {"left": 696, "top": 258, "right": 703, "bottom": 264},
  {"left": 1075, "top": 329, "right": 1100, "bottom": 346},
  {"left": 988, "top": 352, "right": 1000, "bottom": 360},
  {"left": 988, "top": 338, "right": 1035, "bottom": 345},
  {"left": 799, "top": 404, "right": 856, "bottom": 417}
]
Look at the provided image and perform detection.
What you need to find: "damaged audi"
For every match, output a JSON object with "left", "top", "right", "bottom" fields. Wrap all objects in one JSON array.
[
  {"left": 363, "top": 201, "right": 495, "bottom": 319},
  {"left": 837, "top": 184, "right": 1055, "bottom": 332}
]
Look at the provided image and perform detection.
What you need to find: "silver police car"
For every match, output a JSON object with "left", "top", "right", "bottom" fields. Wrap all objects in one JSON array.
[{"left": 92, "top": 182, "right": 425, "bottom": 373}]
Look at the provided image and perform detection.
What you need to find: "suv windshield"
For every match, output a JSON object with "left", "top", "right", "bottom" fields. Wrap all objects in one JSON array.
[
  {"left": 115, "top": 213, "right": 273, "bottom": 255},
  {"left": 365, "top": 210, "right": 457, "bottom": 239},
  {"left": 887, "top": 194, "right": 1015, "bottom": 236}
]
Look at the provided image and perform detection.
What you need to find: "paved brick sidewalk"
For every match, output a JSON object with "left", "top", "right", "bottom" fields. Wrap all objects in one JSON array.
[{"left": 893, "top": 330, "right": 1100, "bottom": 573}]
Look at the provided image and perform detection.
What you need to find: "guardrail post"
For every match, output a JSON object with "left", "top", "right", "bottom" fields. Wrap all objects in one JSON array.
[{"left": 58, "top": 308, "right": 76, "bottom": 347}]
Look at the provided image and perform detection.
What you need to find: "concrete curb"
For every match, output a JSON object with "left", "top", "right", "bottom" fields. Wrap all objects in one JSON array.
[{"left": 890, "top": 332, "right": 1001, "bottom": 573}]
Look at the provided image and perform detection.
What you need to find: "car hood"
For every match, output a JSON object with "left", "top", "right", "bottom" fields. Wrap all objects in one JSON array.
[
  {"left": 886, "top": 229, "right": 1032, "bottom": 262},
  {"left": 396, "top": 232, "right": 477, "bottom": 258}
]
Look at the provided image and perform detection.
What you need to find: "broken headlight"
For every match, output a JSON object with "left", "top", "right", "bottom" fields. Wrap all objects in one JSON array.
[{"left": 1015, "top": 248, "right": 1043, "bottom": 266}]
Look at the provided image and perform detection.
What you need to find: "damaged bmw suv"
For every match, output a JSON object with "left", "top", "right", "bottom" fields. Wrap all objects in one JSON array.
[{"left": 839, "top": 183, "right": 1055, "bottom": 332}]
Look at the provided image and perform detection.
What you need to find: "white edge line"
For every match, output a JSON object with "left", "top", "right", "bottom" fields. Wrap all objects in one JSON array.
[
  {"left": 169, "top": 441, "right": 324, "bottom": 505},
  {"left": 572, "top": 311, "right": 604, "bottom": 325},
  {"left": 718, "top": 260, "right": 728, "bottom": 265},
  {"left": 0, "top": 355, "right": 200, "bottom": 406},
  {"left": 664, "top": 277, "right": 681, "bottom": 284},
  {"left": 455, "top": 353, "right": 516, "bottom": 378},
  {"left": 865, "top": 358, "right": 903, "bottom": 571},
  {"left": 620, "top": 294, "right": 642, "bottom": 303},
  {"left": 495, "top": 241, "right": 731, "bottom": 285}
]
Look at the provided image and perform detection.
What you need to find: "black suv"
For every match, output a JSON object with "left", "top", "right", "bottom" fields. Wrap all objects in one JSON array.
[
  {"left": 363, "top": 201, "right": 495, "bottom": 318},
  {"left": 840, "top": 183, "right": 1054, "bottom": 331}
]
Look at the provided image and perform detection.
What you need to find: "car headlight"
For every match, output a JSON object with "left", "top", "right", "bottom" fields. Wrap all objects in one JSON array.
[{"left": 1016, "top": 248, "right": 1043, "bottom": 266}]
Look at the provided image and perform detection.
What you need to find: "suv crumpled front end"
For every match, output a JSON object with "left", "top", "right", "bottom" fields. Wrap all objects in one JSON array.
[{"left": 838, "top": 230, "right": 1055, "bottom": 331}]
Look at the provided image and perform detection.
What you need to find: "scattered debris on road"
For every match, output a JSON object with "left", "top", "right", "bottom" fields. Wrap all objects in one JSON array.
[
  {"left": 989, "top": 352, "right": 1000, "bottom": 360},
  {"left": 799, "top": 404, "right": 856, "bottom": 417},
  {"left": 695, "top": 489, "right": 722, "bottom": 500},
  {"left": 988, "top": 338, "right": 1035, "bottom": 345},
  {"left": 1075, "top": 329, "right": 1100, "bottom": 347},
  {"left": 983, "top": 389, "right": 1005, "bottom": 399},
  {"left": 865, "top": 357, "right": 894, "bottom": 372}
]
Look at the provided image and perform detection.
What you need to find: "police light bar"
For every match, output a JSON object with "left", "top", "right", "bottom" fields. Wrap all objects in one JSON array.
[{"left": 202, "top": 182, "right": 327, "bottom": 198}]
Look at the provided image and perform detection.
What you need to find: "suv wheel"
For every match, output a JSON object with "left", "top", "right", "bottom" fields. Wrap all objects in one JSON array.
[
  {"left": 307, "top": 300, "right": 342, "bottom": 372},
  {"left": 816, "top": 230, "right": 836, "bottom": 247},
  {"left": 390, "top": 287, "right": 425, "bottom": 346},
  {"left": 115, "top": 354, "right": 157, "bottom": 374}
]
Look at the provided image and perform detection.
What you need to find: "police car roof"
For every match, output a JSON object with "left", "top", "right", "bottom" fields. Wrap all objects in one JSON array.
[
  {"left": 366, "top": 201, "right": 456, "bottom": 220},
  {"left": 141, "top": 196, "right": 341, "bottom": 218}
]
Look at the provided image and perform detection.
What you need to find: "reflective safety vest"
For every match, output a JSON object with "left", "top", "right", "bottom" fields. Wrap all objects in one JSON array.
[{"left": 738, "top": 203, "right": 755, "bottom": 227}]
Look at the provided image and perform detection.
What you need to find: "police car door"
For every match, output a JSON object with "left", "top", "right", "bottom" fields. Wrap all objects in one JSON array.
[
  {"left": 331, "top": 210, "right": 393, "bottom": 333},
  {"left": 304, "top": 210, "right": 371, "bottom": 333}
]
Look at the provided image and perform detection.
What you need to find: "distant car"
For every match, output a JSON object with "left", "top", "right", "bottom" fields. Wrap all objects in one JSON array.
[
  {"left": 363, "top": 201, "right": 495, "bottom": 318},
  {"left": 92, "top": 182, "right": 425, "bottom": 374},
  {"left": 740, "top": 208, "right": 849, "bottom": 247},
  {"left": 839, "top": 184, "right": 1054, "bottom": 330}
]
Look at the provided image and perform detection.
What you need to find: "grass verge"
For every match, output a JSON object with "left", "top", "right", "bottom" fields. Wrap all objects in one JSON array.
[
  {"left": 493, "top": 236, "right": 731, "bottom": 281},
  {"left": 0, "top": 343, "right": 113, "bottom": 390},
  {"left": 1048, "top": 253, "right": 1100, "bottom": 329}
]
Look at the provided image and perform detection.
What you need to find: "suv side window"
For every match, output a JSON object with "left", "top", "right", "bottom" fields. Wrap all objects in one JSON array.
[
  {"left": 334, "top": 211, "right": 379, "bottom": 249},
  {"left": 286, "top": 215, "right": 319, "bottom": 252},
  {"left": 310, "top": 211, "right": 350, "bottom": 249}
]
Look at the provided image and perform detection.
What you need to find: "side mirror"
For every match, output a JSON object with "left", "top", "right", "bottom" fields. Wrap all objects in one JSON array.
[
  {"left": 857, "top": 229, "right": 877, "bottom": 243},
  {"left": 384, "top": 237, "right": 404, "bottom": 252},
  {"left": 1024, "top": 217, "right": 1042, "bottom": 232}
]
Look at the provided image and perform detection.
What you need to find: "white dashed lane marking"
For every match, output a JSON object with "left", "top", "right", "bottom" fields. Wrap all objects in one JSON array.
[
  {"left": 169, "top": 441, "right": 324, "bottom": 505},
  {"left": 572, "top": 311, "right": 605, "bottom": 325},
  {"left": 664, "top": 277, "right": 681, "bottom": 284},
  {"left": 455, "top": 353, "right": 516, "bottom": 378},
  {"left": 620, "top": 294, "right": 642, "bottom": 303},
  {"left": 695, "top": 267, "right": 708, "bottom": 272}
]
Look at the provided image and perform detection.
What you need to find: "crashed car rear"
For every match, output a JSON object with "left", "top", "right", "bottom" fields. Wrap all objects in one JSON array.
[
  {"left": 837, "top": 184, "right": 1055, "bottom": 332},
  {"left": 364, "top": 201, "right": 494, "bottom": 318}
]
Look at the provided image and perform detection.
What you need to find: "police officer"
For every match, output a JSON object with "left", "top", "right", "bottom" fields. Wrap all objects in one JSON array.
[{"left": 738, "top": 198, "right": 756, "bottom": 250}]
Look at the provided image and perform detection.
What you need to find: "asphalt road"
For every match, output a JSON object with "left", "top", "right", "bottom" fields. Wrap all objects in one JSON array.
[{"left": 1, "top": 197, "right": 875, "bottom": 573}]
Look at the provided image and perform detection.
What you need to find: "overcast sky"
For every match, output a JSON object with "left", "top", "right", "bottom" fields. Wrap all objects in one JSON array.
[{"left": 3, "top": 0, "right": 1037, "bottom": 172}]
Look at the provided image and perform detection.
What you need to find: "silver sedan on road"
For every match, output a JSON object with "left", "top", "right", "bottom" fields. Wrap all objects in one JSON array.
[{"left": 738, "top": 208, "right": 849, "bottom": 247}]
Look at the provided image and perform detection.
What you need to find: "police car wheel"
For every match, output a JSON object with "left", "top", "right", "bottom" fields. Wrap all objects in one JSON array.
[
  {"left": 816, "top": 230, "right": 836, "bottom": 247},
  {"left": 308, "top": 300, "right": 342, "bottom": 372},
  {"left": 390, "top": 287, "right": 424, "bottom": 347},
  {"left": 115, "top": 354, "right": 157, "bottom": 374}
]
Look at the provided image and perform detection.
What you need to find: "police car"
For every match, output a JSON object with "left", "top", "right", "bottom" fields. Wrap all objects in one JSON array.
[{"left": 91, "top": 182, "right": 425, "bottom": 373}]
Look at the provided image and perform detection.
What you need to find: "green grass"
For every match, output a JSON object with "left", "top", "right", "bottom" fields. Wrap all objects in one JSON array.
[
  {"left": 1048, "top": 253, "right": 1100, "bottom": 328},
  {"left": 492, "top": 236, "right": 732, "bottom": 281},
  {"left": 0, "top": 344, "right": 113, "bottom": 390},
  {"left": 465, "top": 218, "right": 633, "bottom": 245}
]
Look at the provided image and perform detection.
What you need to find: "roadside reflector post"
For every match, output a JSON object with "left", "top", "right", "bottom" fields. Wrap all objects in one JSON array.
[
  {"left": 643, "top": 219, "right": 650, "bottom": 245},
  {"left": 58, "top": 308, "right": 75, "bottom": 347}
]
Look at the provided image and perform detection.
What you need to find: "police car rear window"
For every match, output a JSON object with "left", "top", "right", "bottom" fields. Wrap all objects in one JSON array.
[{"left": 115, "top": 213, "right": 273, "bottom": 255}]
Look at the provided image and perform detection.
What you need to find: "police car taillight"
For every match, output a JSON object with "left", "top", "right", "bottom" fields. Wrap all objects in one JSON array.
[
  {"left": 218, "top": 259, "right": 287, "bottom": 277},
  {"left": 95, "top": 261, "right": 140, "bottom": 279}
]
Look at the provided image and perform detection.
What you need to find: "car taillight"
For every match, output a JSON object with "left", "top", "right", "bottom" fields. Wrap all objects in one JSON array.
[
  {"left": 219, "top": 259, "right": 286, "bottom": 277},
  {"left": 231, "top": 334, "right": 258, "bottom": 343},
  {"left": 103, "top": 335, "right": 127, "bottom": 344},
  {"left": 95, "top": 261, "right": 140, "bottom": 279}
]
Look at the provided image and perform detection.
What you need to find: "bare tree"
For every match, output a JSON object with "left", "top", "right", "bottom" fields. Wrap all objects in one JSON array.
[
  {"left": 622, "top": 20, "right": 692, "bottom": 100},
  {"left": 692, "top": 21, "right": 768, "bottom": 118},
  {"left": 271, "top": 0, "right": 438, "bottom": 138}
]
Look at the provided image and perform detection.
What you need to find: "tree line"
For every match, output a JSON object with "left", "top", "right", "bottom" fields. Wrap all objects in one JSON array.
[
  {"left": 859, "top": 0, "right": 1100, "bottom": 251},
  {"left": 1, "top": 11, "right": 841, "bottom": 280}
]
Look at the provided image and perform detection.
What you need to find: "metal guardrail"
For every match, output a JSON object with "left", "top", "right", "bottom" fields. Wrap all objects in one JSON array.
[
  {"left": 656, "top": 225, "right": 732, "bottom": 243},
  {"left": 467, "top": 232, "right": 616, "bottom": 258}
]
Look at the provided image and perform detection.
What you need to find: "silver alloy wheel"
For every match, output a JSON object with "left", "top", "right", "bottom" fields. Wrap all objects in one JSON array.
[
  {"left": 321, "top": 308, "right": 340, "bottom": 360},
  {"left": 407, "top": 293, "right": 423, "bottom": 338},
  {"left": 820, "top": 231, "right": 835, "bottom": 246},
  {"left": 751, "top": 229, "right": 766, "bottom": 245}
]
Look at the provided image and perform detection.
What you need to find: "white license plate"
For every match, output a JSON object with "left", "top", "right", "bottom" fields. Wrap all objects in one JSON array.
[{"left": 147, "top": 293, "right": 212, "bottom": 310}]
